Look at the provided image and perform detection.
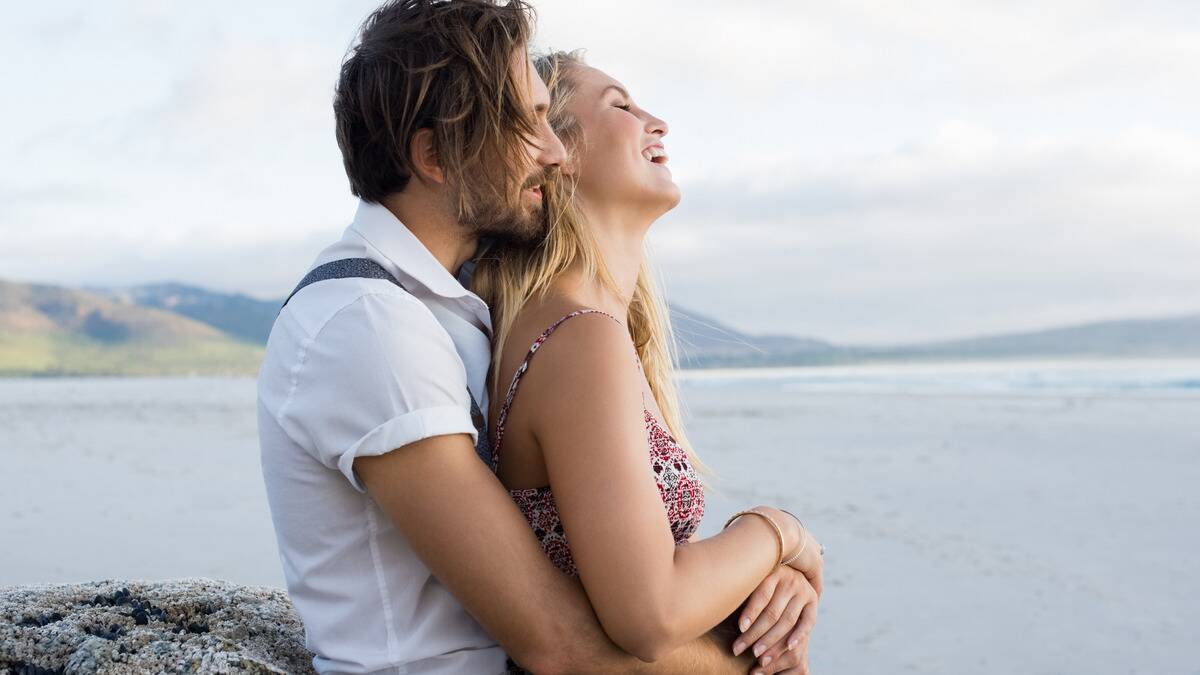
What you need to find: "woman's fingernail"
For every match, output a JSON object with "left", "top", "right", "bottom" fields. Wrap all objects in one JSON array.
[
  {"left": 753, "top": 644, "right": 765, "bottom": 657},
  {"left": 761, "top": 655, "right": 773, "bottom": 666},
  {"left": 733, "top": 641, "right": 745, "bottom": 655},
  {"left": 788, "top": 639, "right": 798, "bottom": 650},
  {"left": 740, "top": 618, "right": 750, "bottom": 631}
]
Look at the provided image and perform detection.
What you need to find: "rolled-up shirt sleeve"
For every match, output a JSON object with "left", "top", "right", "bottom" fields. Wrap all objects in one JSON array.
[{"left": 275, "top": 291, "right": 477, "bottom": 493}]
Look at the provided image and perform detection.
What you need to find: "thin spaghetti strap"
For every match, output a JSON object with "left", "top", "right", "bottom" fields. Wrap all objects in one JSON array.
[{"left": 491, "top": 309, "right": 631, "bottom": 468}]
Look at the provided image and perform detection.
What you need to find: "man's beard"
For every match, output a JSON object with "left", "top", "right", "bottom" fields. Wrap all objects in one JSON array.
[{"left": 457, "top": 168, "right": 556, "bottom": 247}]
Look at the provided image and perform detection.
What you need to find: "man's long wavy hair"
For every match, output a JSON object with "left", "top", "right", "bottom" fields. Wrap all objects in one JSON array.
[
  {"left": 334, "top": 0, "right": 539, "bottom": 222},
  {"left": 473, "top": 50, "right": 710, "bottom": 477}
]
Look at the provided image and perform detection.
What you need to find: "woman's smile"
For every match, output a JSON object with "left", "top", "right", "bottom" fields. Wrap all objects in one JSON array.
[{"left": 642, "top": 143, "right": 669, "bottom": 166}]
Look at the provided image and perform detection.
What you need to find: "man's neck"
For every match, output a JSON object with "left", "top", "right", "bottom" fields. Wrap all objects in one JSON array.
[{"left": 380, "top": 192, "right": 478, "bottom": 276}]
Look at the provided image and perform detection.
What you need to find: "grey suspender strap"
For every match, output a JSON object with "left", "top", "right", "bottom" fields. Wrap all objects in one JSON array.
[
  {"left": 280, "top": 257, "right": 495, "bottom": 471},
  {"left": 281, "top": 258, "right": 408, "bottom": 309}
]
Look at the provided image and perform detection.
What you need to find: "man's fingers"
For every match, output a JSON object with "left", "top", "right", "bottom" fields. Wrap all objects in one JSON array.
[{"left": 734, "top": 582, "right": 793, "bottom": 657}]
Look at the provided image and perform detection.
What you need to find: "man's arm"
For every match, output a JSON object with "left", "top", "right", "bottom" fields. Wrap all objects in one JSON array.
[
  {"left": 355, "top": 432, "right": 754, "bottom": 674},
  {"left": 634, "top": 629, "right": 755, "bottom": 675}
]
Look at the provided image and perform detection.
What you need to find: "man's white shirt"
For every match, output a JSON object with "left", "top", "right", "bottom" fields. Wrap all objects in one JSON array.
[{"left": 257, "top": 200, "right": 504, "bottom": 674}]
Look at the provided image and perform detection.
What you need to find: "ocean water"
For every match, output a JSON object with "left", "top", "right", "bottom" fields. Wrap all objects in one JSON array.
[
  {"left": 677, "top": 357, "right": 1200, "bottom": 395},
  {"left": 2, "top": 359, "right": 1198, "bottom": 674}
]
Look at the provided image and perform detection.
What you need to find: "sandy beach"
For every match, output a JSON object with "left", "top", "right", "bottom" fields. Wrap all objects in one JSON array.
[{"left": 2, "top": 361, "right": 1197, "bottom": 674}]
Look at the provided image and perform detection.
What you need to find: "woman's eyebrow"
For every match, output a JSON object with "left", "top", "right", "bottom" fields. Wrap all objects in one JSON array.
[{"left": 602, "top": 84, "right": 631, "bottom": 100}]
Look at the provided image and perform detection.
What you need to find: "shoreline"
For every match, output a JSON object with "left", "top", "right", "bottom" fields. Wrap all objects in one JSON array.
[{"left": 4, "top": 354, "right": 1200, "bottom": 380}]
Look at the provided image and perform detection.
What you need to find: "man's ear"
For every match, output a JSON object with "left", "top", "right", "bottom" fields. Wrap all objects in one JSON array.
[{"left": 409, "top": 128, "right": 445, "bottom": 185}]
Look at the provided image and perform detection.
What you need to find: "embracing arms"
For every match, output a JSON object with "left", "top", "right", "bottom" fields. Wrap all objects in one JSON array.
[
  {"left": 355, "top": 433, "right": 757, "bottom": 674},
  {"left": 274, "top": 291, "right": 764, "bottom": 673},
  {"left": 514, "top": 313, "right": 817, "bottom": 663}
]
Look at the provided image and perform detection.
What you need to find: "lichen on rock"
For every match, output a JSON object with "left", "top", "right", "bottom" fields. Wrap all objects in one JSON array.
[{"left": 0, "top": 578, "right": 315, "bottom": 674}]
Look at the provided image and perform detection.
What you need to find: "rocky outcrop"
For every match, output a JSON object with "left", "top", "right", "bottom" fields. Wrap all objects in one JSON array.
[{"left": 0, "top": 578, "right": 315, "bottom": 674}]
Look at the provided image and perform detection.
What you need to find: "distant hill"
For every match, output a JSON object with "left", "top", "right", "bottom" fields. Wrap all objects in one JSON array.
[
  {"left": 669, "top": 306, "right": 846, "bottom": 367},
  {"left": 110, "top": 283, "right": 1200, "bottom": 365},
  {"left": 3, "top": 278, "right": 1198, "bottom": 375},
  {"left": 673, "top": 309, "right": 1200, "bottom": 366},
  {"left": 74, "top": 283, "right": 1200, "bottom": 367},
  {"left": 0, "top": 281, "right": 263, "bottom": 376},
  {"left": 99, "top": 283, "right": 282, "bottom": 343},
  {"left": 858, "top": 315, "right": 1200, "bottom": 362},
  {"left": 96, "top": 283, "right": 849, "bottom": 368}
]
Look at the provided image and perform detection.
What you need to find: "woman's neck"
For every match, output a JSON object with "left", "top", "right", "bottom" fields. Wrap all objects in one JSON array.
[{"left": 552, "top": 206, "right": 651, "bottom": 319}]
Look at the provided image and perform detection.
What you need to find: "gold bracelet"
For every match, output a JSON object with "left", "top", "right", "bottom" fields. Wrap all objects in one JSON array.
[
  {"left": 779, "top": 508, "right": 809, "bottom": 566},
  {"left": 723, "top": 509, "right": 784, "bottom": 568}
]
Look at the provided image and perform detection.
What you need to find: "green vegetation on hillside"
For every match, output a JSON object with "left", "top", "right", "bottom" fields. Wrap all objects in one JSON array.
[
  {"left": 0, "top": 280, "right": 264, "bottom": 377},
  {"left": 0, "top": 333, "right": 264, "bottom": 377}
]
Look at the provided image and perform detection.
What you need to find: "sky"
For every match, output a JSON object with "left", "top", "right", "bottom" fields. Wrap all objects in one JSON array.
[{"left": 2, "top": 0, "right": 1198, "bottom": 344}]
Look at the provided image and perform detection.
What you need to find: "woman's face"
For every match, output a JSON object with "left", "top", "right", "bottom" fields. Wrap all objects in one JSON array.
[{"left": 565, "top": 66, "right": 680, "bottom": 219}]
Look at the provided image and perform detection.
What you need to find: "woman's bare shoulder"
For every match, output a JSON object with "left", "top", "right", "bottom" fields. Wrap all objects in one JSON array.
[
  {"left": 503, "top": 299, "right": 639, "bottom": 412},
  {"left": 503, "top": 296, "right": 628, "bottom": 365}
]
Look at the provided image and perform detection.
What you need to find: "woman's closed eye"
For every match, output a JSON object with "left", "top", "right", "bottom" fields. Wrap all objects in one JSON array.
[{"left": 614, "top": 102, "right": 632, "bottom": 111}]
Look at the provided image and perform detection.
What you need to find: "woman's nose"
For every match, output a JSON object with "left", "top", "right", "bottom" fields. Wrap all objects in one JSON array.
[{"left": 647, "top": 114, "right": 668, "bottom": 137}]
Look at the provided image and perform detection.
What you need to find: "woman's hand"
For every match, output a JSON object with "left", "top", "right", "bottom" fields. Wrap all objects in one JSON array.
[
  {"left": 731, "top": 565, "right": 819, "bottom": 674},
  {"left": 757, "top": 507, "right": 824, "bottom": 597}
]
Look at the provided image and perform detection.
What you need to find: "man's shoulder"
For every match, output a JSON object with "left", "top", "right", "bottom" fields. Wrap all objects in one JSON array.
[
  {"left": 258, "top": 275, "right": 469, "bottom": 415},
  {"left": 260, "top": 275, "right": 463, "bottom": 390},
  {"left": 278, "top": 276, "right": 437, "bottom": 342},
  {"left": 274, "top": 226, "right": 431, "bottom": 335}
]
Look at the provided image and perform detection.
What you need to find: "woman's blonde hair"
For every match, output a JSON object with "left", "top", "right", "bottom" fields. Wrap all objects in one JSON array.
[{"left": 472, "top": 49, "right": 710, "bottom": 477}]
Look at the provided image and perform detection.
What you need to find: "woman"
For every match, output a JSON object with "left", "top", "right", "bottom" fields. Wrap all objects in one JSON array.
[{"left": 473, "top": 51, "right": 824, "bottom": 674}]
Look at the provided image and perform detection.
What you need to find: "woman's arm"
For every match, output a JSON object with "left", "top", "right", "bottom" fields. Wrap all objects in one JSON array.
[
  {"left": 355, "top": 432, "right": 760, "bottom": 675},
  {"left": 519, "top": 314, "right": 801, "bottom": 662}
]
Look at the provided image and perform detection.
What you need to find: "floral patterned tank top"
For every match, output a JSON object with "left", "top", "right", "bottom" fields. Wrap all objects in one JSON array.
[{"left": 490, "top": 309, "right": 706, "bottom": 578}]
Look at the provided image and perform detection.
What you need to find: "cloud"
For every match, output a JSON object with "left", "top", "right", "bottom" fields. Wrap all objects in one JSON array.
[
  {"left": 650, "top": 122, "right": 1200, "bottom": 342},
  {"left": 2, "top": 2, "right": 358, "bottom": 254},
  {"left": 2, "top": 1, "right": 1198, "bottom": 342}
]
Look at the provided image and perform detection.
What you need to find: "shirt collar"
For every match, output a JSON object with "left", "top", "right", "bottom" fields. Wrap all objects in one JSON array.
[{"left": 348, "top": 199, "right": 475, "bottom": 301}]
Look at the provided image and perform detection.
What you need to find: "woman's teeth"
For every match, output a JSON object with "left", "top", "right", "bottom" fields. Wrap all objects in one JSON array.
[{"left": 642, "top": 147, "right": 668, "bottom": 164}]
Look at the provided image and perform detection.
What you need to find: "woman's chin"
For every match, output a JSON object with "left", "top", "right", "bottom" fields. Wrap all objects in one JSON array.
[
  {"left": 656, "top": 183, "right": 682, "bottom": 212},
  {"left": 644, "top": 193, "right": 682, "bottom": 223}
]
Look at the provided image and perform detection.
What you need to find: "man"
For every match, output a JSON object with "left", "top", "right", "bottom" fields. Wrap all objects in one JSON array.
[{"left": 258, "top": 1, "right": 800, "bottom": 673}]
